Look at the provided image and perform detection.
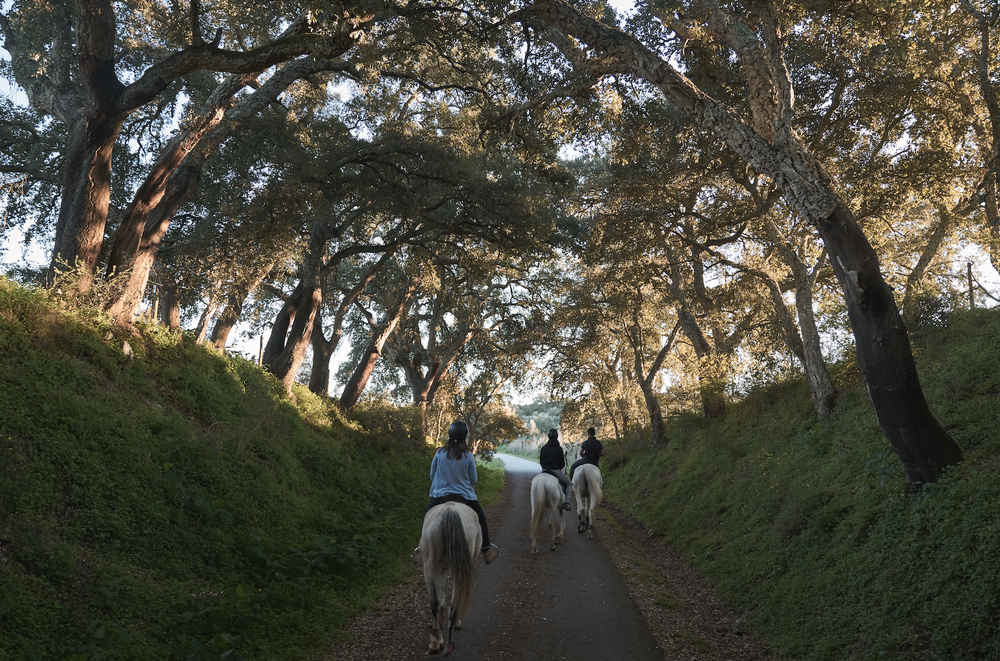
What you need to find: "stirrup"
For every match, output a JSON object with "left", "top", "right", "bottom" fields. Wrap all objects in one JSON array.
[
  {"left": 482, "top": 543, "right": 500, "bottom": 564},
  {"left": 411, "top": 546, "right": 422, "bottom": 564}
]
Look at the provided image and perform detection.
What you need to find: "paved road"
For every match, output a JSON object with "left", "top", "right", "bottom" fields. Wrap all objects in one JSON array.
[{"left": 445, "top": 453, "right": 663, "bottom": 660}]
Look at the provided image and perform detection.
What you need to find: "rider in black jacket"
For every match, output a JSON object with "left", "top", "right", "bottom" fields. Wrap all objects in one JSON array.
[
  {"left": 539, "top": 429, "right": 573, "bottom": 511},
  {"left": 569, "top": 427, "right": 604, "bottom": 479}
]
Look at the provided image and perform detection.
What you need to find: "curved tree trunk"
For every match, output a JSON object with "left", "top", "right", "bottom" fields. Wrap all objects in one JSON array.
[{"left": 310, "top": 248, "right": 399, "bottom": 397}]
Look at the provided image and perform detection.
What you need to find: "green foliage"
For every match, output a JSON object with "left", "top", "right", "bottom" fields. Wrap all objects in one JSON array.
[
  {"left": 602, "top": 306, "right": 1000, "bottom": 660},
  {"left": 0, "top": 278, "right": 436, "bottom": 660},
  {"left": 514, "top": 398, "right": 562, "bottom": 438}
]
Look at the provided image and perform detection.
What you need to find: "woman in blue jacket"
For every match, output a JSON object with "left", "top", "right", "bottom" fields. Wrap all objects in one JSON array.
[{"left": 415, "top": 420, "right": 500, "bottom": 564}]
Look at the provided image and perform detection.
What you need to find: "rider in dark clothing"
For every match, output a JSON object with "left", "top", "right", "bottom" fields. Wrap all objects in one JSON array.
[
  {"left": 539, "top": 429, "right": 573, "bottom": 511},
  {"left": 569, "top": 427, "right": 604, "bottom": 479}
]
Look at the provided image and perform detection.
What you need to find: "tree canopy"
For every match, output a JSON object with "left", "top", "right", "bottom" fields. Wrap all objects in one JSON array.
[{"left": 2, "top": 0, "right": 999, "bottom": 480}]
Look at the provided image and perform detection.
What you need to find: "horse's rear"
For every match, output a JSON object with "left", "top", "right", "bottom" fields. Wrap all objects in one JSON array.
[
  {"left": 573, "top": 464, "right": 603, "bottom": 538},
  {"left": 419, "top": 502, "right": 480, "bottom": 656},
  {"left": 529, "top": 472, "right": 565, "bottom": 553}
]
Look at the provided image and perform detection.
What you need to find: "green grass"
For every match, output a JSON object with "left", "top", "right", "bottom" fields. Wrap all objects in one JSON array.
[
  {"left": 0, "top": 277, "right": 504, "bottom": 660},
  {"left": 601, "top": 308, "right": 1000, "bottom": 660}
]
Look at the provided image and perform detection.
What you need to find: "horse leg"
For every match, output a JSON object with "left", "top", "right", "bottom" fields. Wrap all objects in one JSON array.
[
  {"left": 587, "top": 505, "right": 595, "bottom": 539},
  {"left": 444, "top": 602, "right": 460, "bottom": 657},
  {"left": 428, "top": 579, "right": 444, "bottom": 654},
  {"left": 548, "top": 508, "right": 557, "bottom": 551}
]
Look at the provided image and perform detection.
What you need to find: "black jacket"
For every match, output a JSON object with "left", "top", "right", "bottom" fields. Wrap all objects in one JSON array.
[{"left": 539, "top": 439, "right": 565, "bottom": 471}]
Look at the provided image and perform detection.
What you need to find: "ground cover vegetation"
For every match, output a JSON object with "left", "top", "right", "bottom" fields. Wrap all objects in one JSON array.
[
  {"left": 598, "top": 306, "right": 1000, "bottom": 660},
  {"left": 0, "top": 278, "right": 503, "bottom": 660}
]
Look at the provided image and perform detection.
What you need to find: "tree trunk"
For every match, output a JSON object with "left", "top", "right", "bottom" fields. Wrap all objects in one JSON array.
[
  {"left": 154, "top": 261, "right": 181, "bottom": 329},
  {"left": 46, "top": 0, "right": 124, "bottom": 290},
  {"left": 194, "top": 298, "right": 217, "bottom": 344},
  {"left": 262, "top": 221, "right": 331, "bottom": 390},
  {"left": 211, "top": 262, "right": 274, "bottom": 352},
  {"left": 104, "top": 161, "right": 202, "bottom": 324},
  {"left": 900, "top": 205, "right": 954, "bottom": 327},
  {"left": 105, "top": 75, "right": 255, "bottom": 281},
  {"left": 308, "top": 309, "right": 335, "bottom": 397},
  {"left": 676, "top": 306, "right": 727, "bottom": 420},
  {"left": 261, "top": 282, "right": 302, "bottom": 367},
  {"left": 625, "top": 316, "right": 677, "bottom": 446},
  {"left": 818, "top": 205, "right": 963, "bottom": 484},
  {"left": 309, "top": 248, "right": 399, "bottom": 397},
  {"left": 795, "top": 278, "right": 837, "bottom": 419}
]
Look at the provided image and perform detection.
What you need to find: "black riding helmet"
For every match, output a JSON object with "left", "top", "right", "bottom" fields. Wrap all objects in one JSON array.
[{"left": 449, "top": 420, "right": 469, "bottom": 443}]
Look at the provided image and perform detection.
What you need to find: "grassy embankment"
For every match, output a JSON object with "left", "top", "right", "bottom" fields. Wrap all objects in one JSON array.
[
  {"left": 0, "top": 278, "right": 502, "bottom": 660},
  {"left": 601, "top": 308, "right": 1000, "bottom": 660}
]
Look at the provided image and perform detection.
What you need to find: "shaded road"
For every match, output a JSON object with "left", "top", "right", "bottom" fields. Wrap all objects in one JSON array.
[{"left": 447, "top": 453, "right": 663, "bottom": 660}]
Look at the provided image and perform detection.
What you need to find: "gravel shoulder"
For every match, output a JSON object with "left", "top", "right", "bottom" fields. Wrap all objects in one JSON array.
[{"left": 323, "top": 457, "right": 772, "bottom": 660}]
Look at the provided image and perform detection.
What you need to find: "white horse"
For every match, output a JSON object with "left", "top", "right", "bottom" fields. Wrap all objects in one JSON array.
[
  {"left": 418, "top": 502, "right": 480, "bottom": 656},
  {"left": 529, "top": 472, "right": 566, "bottom": 554},
  {"left": 573, "top": 463, "right": 603, "bottom": 538}
]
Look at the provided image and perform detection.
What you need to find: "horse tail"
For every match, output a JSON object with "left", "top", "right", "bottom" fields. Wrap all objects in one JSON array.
[
  {"left": 443, "top": 508, "right": 475, "bottom": 620},
  {"left": 529, "top": 478, "right": 546, "bottom": 541},
  {"left": 589, "top": 469, "right": 603, "bottom": 507}
]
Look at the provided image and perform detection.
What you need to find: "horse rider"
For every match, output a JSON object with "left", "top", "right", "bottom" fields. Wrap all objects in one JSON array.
[
  {"left": 414, "top": 420, "right": 501, "bottom": 564},
  {"left": 539, "top": 428, "right": 573, "bottom": 511},
  {"left": 569, "top": 427, "right": 604, "bottom": 480}
]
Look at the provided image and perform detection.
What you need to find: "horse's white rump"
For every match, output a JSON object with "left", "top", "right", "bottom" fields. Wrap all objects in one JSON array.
[
  {"left": 419, "top": 502, "right": 480, "bottom": 656},
  {"left": 573, "top": 463, "right": 603, "bottom": 538},
  {"left": 529, "top": 472, "right": 565, "bottom": 554}
]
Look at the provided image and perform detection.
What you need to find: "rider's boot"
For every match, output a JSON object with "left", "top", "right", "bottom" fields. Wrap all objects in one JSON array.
[
  {"left": 411, "top": 546, "right": 422, "bottom": 564},
  {"left": 482, "top": 543, "right": 500, "bottom": 564}
]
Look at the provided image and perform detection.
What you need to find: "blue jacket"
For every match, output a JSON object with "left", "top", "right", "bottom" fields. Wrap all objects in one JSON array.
[{"left": 428, "top": 448, "right": 478, "bottom": 501}]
